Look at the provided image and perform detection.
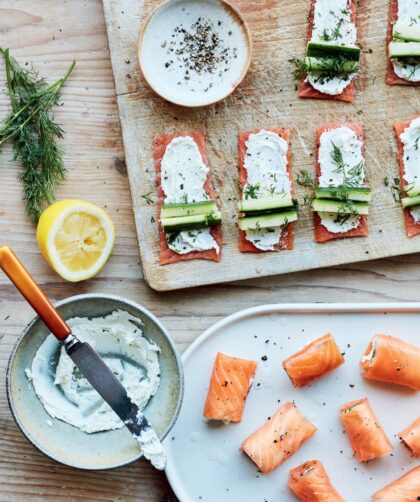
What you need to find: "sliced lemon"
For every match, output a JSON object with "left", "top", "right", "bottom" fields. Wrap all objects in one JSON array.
[{"left": 37, "top": 200, "right": 115, "bottom": 282}]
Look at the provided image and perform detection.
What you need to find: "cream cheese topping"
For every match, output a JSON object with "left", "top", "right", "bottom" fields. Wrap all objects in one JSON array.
[
  {"left": 318, "top": 126, "right": 365, "bottom": 233},
  {"left": 308, "top": 0, "right": 358, "bottom": 95},
  {"left": 28, "top": 310, "right": 161, "bottom": 434},
  {"left": 242, "top": 130, "right": 291, "bottom": 251},
  {"left": 161, "top": 135, "right": 219, "bottom": 254},
  {"left": 401, "top": 117, "right": 420, "bottom": 222},
  {"left": 392, "top": 0, "right": 420, "bottom": 82}
]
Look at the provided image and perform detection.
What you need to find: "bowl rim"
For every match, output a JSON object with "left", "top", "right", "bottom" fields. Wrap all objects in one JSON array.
[
  {"left": 6, "top": 293, "right": 184, "bottom": 471},
  {"left": 137, "top": 0, "right": 253, "bottom": 108}
]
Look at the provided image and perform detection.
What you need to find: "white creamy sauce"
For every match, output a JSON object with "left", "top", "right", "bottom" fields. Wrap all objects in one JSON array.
[
  {"left": 161, "top": 136, "right": 219, "bottom": 255},
  {"left": 129, "top": 418, "right": 166, "bottom": 470},
  {"left": 401, "top": 117, "right": 420, "bottom": 222},
  {"left": 318, "top": 127, "right": 366, "bottom": 233},
  {"left": 28, "top": 310, "right": 161, "bottom": 434},
  {"left": 242, "top": 130, "right": 291, "bottom": 251},
  {"left": 308, "top": 0, "right": 358, "bottom": 95},
  {"left": 392, "top": 0, "right": 420, "bottom": 82}
]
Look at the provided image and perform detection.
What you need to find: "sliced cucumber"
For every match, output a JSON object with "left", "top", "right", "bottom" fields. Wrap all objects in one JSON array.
[
  {"left": 312, "top": 198, "right": 369, "bottom": 215},
  {"left": 316, "top": 186, "right": 372, "bottom": 202},
  {"left": 238, "top": 210, "right": 297, "bottom": 231},
  {"left": 161, "top": 200, "right": 217, "bottom": 218},
  {"left": 305, "top": 57, "right": 359, "bottom": 74},
  {"left": 389, "top": 41, "right": 420, "bottom": 58},
  {"left": 401, "top": 195, "right": 420, "bottom": 209},
  {"left": 405, "top": 182, "right": 420, "bottom": 198},
  {"left": 161, "top": 210, "right": 222, "bottom": 233},
  {"left": 306, "top": 41, "right": 361, "bottom": 61},
  {"left": 238, "top": 194, "right": 293, "bottom": 213},
  {"left": 393, "top": 22, "right": 420, "bottom": 43}
]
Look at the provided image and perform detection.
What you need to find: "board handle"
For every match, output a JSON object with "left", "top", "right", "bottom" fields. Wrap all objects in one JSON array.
[{"left": 0, "top": 245, "right": 71, "bottom": 340}]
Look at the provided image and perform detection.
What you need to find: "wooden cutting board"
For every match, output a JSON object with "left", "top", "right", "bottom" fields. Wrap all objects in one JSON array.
[{"left": 102, "top": 0, "right": 420, "bottom": 291}]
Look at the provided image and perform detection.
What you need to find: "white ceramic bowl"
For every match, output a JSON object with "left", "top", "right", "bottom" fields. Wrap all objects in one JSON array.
[{"left": 138, "top": 0, "right": 252, "bottom": 107}]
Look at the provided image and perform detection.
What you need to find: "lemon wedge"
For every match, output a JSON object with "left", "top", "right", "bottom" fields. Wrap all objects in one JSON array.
[{"left": 37, "top": 200, "right": 115, "bottom": 282}]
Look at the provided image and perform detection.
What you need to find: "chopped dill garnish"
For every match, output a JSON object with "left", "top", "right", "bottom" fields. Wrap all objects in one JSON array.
[
  {"left": 297, "top": 170, "right": 315, "bottom": 187},
  {"left": 141, "top": 191, "right": 155, "bottom": 204},
  {"left": 243, "top": 183, "right": 261, "bottom": 199}
]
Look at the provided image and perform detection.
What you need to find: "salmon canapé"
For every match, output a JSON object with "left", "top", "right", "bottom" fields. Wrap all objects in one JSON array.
[
  {"left": 240, "top": 402, "right": 317, "bottom": 474},
  {"left": 282, "top": 333, "right": 344, "bottom": 387},
  {"left": 399, "top": 417, "right": 420, "bottom": 458},
  {"left": 360, "top": 334, "right": 420, "bottom": 391},
  {"left": 372, "top": 465, "right": 420, "bottom": 501},
  {"left": 340, "top": 398, "right": 393, "bottom": 462},
  {"left": 288, "top": 460, "right": 344, "bottom": 502},
  {"left": 203, "top": 352, "right": 257, "bottom": 423}
]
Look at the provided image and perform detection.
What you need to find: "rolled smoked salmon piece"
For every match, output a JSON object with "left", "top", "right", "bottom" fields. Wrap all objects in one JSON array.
[
  {"left": 340, "top": 398, "right": 393, "bottom": 462},
  {"left": 399, "top": 418, "right": 420, "bottom": 458},
  {"left": 288, "top": 460, "right": 344, "bottom": 502},
  {"left": 240, "top": 402, "right": 317, "bottom": 474},
  {"left": 360, "top": 334, "right": 420, "bottom": 391},
  {"left": 372, "top": 465, "right": 420, "bottom": 501},
  {"left": 203, "top": 352, "right": 257, "bottom": 423},
  {"left": 282, "top": 333, "right": 344, "bottom": 387}
]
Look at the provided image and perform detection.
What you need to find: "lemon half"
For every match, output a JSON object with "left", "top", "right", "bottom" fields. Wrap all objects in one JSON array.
[{"left": 37, "top": 200, "right": 115, "bottom": 282}]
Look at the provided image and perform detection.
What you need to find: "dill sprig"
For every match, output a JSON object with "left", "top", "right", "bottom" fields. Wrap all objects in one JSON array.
[
  {"left": 0, "top": 48, "right": 76, "bottom": 222},
  {"left": 297, "top": 170, "right": 315, "bottom": 187},
  {"left": 289, "top": 56, "right": 357, "bottom": 80}
]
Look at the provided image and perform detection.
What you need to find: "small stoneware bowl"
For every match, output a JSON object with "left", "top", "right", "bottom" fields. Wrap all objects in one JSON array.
[
  {"left": 7, "top": 294, "right": 184, "bottom": 470},
  {"left": 138, "top": 0, "right": 252, "bottom": 107}
]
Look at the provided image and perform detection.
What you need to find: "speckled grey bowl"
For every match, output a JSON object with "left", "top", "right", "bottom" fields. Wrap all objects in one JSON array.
[{"left": 6, "top": 294, "right": 184, "bottom": 470}]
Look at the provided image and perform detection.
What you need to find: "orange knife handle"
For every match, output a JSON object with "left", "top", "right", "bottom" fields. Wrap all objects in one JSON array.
[{"left": 0, "top": 246, "right": 71, "bottom": 340}]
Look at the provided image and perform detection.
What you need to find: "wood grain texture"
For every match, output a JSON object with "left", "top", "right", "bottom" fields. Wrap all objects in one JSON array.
[
  {"left": 1, "top": 1, "right": 420, "bottom": 501},
  {"left": 103, "top": 0, "right": 420, "bottom": 291}
]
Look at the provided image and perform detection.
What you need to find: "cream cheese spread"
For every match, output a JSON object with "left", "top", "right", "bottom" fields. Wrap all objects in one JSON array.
[
  {"left": 307, "top": 0, "right": 358, "bottom": 95},
  {"left": 242, "top": 130, "right": 291, "bottom": 251},
  {"left": 401, "top": 117, "right": 420, "bottom": 222},
  {"left": 28, "top": 310, "right": 161, "bottom": 434},
  {"left": 161, "top": 135, "right": 219, "bottom": 255},
  {"left": 392, "top": 0, "right": 420, "bottom": 82},
  {"left": 318, "top": 126, "right": 366, "bottom": 233}
]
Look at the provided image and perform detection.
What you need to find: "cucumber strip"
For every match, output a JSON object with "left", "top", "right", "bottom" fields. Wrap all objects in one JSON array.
[
  {"left": 393, "top": 23, "right": 420, "bottom": 43},
  {"left": 312, "top": 198, "right": 369, "bottom": 215},
  {"left": 306, "top": 41, "right": 361, "bottom": 61},
  {"left": 305, "top": 57, "right": 359, "bottom": 74},
  {"left": 316, "top": 186, "right": 372, "bottom": 202},
  {"left": 389, "top": 41, "right": 420, "bottom": 58},
  {"left": 161, "top": 210, "right": 222, "bottom": 233},
  {"left": 238, "top": 194, "right": 293, "bottom": 213},
  {"left": 161, "top": 200, "right": 217, "bottom": 218},
  {"left": 238, "top": 210, "right": 297, "bottom": 231},
  {"left": 405, "top": 182, "right": 420, "bottom": 198},
  {"left": 401, "top": 195, "right": 420, "bottom": 209}
]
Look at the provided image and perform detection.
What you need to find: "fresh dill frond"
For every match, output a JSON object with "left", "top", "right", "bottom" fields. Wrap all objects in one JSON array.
[
  {"left": 330, "top": 142, "right": 345, "bottom": 173},
  {"left": 243, "top": 183, "right": 261, "bottom": 199},
  {"left": 141, "top": 191, "right": 155, "bottom": 204},
  {"left": 289, "top": 57, "right": 307, "bottom": 80},
  {"left": 0, "top": 48, "right": 76, "bottom": 222}
]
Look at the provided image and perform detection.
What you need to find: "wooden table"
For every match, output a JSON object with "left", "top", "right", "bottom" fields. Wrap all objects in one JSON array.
[{"left": 0, "top": 1, "right": 419, "bottom": 501}]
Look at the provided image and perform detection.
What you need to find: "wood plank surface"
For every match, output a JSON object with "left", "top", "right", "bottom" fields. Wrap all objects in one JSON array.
[
  {"left": 103, "top": 0, "right": 420, "bottom": 291},
  {"left": 0, "top": 0, "right": 420, "bottom": 501}
]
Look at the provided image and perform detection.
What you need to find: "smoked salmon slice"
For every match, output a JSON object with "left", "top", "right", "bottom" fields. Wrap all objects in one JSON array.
[
  {"left": 203, "top": 352, "right": 257, "bottom": 423},
  {"left": 154, "top": 131, "right": 222, "bottom": 265},
  {"left": 372, "top": 465, "right": 420, "bottom": 501},
  {"left": 288, "top": 460, "right": 344, "bottom": 502},
  {"left": 238, "top": 128, "right": 294, "bottom": 253},
  {"left": 394, "top": 117, "right": 420, "bottom": 238},
  {"left": 282, "top": 333, "right": 344, "bottom": 387},
  {"left": 340, "top": 398, "right": 393, "bottom": 462},
  {"left": 298, "top": 0, "right": 358, "bottom": 102},
  {"left": 386, "top": 0, "right": 420, "bottom": 87},
  {"left": 240, "top": 402, "right": 317, "bottom": 474},
  {"left": 399, "top": 418, "right": 420, "bottom": 458},
  {"left": 314, "top": 123, "right": 368, "bottom": 243},
  {"left": 360, "top": 334, "right": 420, "bottom": 391}
]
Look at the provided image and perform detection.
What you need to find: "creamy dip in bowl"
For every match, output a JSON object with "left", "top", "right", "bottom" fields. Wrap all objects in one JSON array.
[{"left": 7, "top": 294, "right": 183, "bottom": 470}]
